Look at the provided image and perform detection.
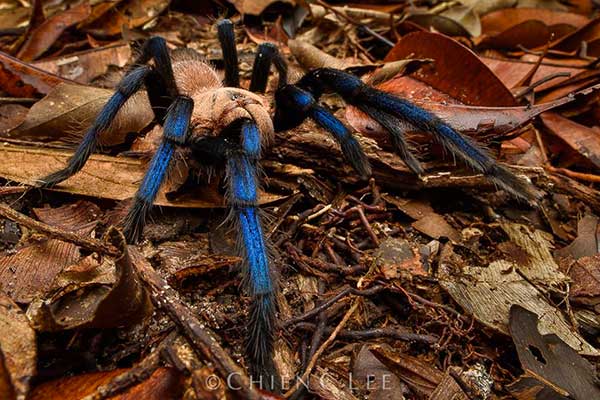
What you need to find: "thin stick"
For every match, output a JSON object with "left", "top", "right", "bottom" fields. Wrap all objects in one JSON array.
[
  {"left": 0, "top": 202, "right": 120, "bottom": 256},
  {"left": 283, "top": 298, "right": 360, "bottom": 398}
]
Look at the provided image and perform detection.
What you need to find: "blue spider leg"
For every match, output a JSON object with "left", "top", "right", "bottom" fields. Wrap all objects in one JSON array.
[
  {"left": 297, "top": 68, "right": 539, "bottom": 201},
  {"left": 122, "top": 96, "right": 193, "bottom": 243},
  {"left": 274, "top": 84, "right": 371, "bottom": 178},
  {"left": 217, "top": 19, "right": 240, "bottom": 87},
  {"left": 39, "top": 65, "right": 151, "bottom": 188},
  {"left": 249, "top": 43, "right": 277, "bottom": 93},
  {"left": 226, "top": 122, "right": 278, "bottom": 388},
  {"left": 360, "top": 105, "right": 424, "bottom": 176}
]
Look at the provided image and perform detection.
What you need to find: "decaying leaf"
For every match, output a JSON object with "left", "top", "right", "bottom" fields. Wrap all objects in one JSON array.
[
  {"left": 16, "top": 2, "right": 92, "bottom": 62},
  {"left": 228, "top": 0, "right": 295, "bottom": 16},
  {"left": 7, "top": 83, "right": 153, "bottom": 145},
  {"left": 26, "top": 228, "right": 153, "bottom": 330},
  {"left": 0, "top": 292, "right": 36, "bottom": 400},
  {"left": 439, "top": 222, "right": 598, "bottom": 357},
  {"left": 0, "top": 239, "right": 80, "bottom": 304},
  {"left": 508, "top": 306, "right": 600, "bottom": 399},
  {"left": 28, "top": 367, "right": 183, "bottom": 400}
]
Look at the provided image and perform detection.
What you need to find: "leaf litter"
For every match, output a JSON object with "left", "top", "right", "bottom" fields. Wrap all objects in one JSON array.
[{"left": 1, "top": 1, "right": 600, "bottom": 399}]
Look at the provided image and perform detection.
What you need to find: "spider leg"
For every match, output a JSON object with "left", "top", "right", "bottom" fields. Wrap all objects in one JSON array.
[
  {"left": 122, "top": 96, "right": 193, "bottom": 243},
  {"left": 360, "top": 105, "right": 424, "bottom": 176},
  {"left": 39, "top": 36, "right": 179, "bottom": 188},
  {"left": 295, "top": 68, "right": 539, "bottom": 201},
  {"left": 274, "top": 84, "right": 371, "bottom": 178},
  {"left": 250, "top": 43, "right": 277, "bottom": 93},
  {"left": 226, "top": 120, "right": 278, "bottom": 388},
  {"left": 217, "top": 19, "right": 240, "bottom": 87},
  {"left": 39, "top": 66, "right": 151, "bottom": 187}
]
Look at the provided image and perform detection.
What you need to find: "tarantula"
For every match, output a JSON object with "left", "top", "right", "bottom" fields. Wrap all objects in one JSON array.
[{"left": 38, "top": 19, "right": 537, "bottom": 390}]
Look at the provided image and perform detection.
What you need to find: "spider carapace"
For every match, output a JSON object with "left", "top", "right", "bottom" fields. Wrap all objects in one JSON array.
[{"left": 38, "top": 19, "right": 538, "bottom": 391}]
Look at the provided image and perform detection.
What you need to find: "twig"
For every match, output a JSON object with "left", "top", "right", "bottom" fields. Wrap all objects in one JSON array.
[
  {"left": 0, "top": 202, "right": 120, "bottom": 256},
  {"left": 129, "top": 248, "right": 263, "bottom": 400},
  {"left": 546, "top": 165, "right": 600, "bottom": 183},
  {"left": 81, "top": 351, "right": 161, "bottom": 400},
  {"left": 294, "top": 323, "right": 439, "bottom": 344},
  {"left": 283, "top": 298, "right": 360, "bottom": 398},
  {"left": 282, "top": 285, "right": 388, "bottom": 327}
]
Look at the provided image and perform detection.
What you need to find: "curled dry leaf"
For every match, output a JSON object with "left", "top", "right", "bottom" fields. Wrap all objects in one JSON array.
[
  {"left": 33, "top": 43, "right": 132, "bottom": 84},
  {"left": 26, "top": 227, "right": 153, "bottom": 330},
  {"left": 7, "top": 83, "right": 153, "bottom": 145},
  {"left": 541, "top": 112, "right": 600, "bottom": 169},
  {"left": 80, "top": 0, "right": 170, "bottom": 37},
  {"left": 16, "top": 2, "right": 92, "bottom": 62},
  {"left": 548, "top": 16, "right": 600, "bottom": 57},
  {"left": 28, "top": 367, "right": 183, "bottom": 400},
  {"left": 0, "top": 52, "right": 71, "bottom": 98},
  {"left": 227, "top": 0, "right": 294, "bottom": 16},
  {"left": 0, "top": 292, "right": 36, "bottom": 400},
  {"left": 288, "top": 39, "right": 429, "bottom": 87}
]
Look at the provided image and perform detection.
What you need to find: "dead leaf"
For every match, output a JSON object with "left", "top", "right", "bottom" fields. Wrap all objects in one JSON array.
[
  {"left": 0, "top": 292, "right": 36, "bottom": 400},
  {"left": 385, "top": 31, "right": 516, "bottom": 106},
  {"left": 541, "top": 112, "right": 600, "bottom": 169},
  {"left": 8, "top": 83, "right": 153, "bottom": 145},
  {"left": 17, "top": 2, "right": 92, "bottom": 62},
  {"left": 29, "top": 367, "right": 183, "bottom": 400},
  {"left": 508, "top": 305, "right": 600, "bottom": 400},
  {"left": 0, "top": 52, "right": 71, "bottom": 97},
  {"left": 81, "top": 0, "right": 170, "bottom": 37},
  {"left": 228, "top": 0, "right": 295, "bottom": 16},
  {"left": 374, "top": 237, "right": 426, "bottom": 278},
  {"left": 412, "top": 214, "right": 461, "bottom": 243},
  {"left": 555, "top": 214, "right": 600, "bottom": 260},
  {"left": 33, "top": 43, "right": 132, "bottom": 84},
  {"left": 26, "top": 228, "right": 153, "bottom": 330},
  {"left": 0, "top": 239, "right": 80, "bottom": 304}
]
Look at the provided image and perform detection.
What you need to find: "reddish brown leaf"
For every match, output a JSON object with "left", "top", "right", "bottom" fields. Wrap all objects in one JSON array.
[
  {"left": 29, "top": 367, "right": 182, "bottom": 400},
  {"left": 481, "top": 8, "right": 589, "bottom": 34},
  {"left": 549, "top": 16, "right": 600, "bottom": 56},
  {"left": 541, "top": 112, "right": 600, "bottom": 169},
  {"left": 33, "top": 43, "right": 132, "bottom": 84},
  {"left": 81, "top": 0, "right": 170, "bottom": 37},
  {"left": 228, "top": 0, "right": 294, "bottom": 16},
  {"left": 478, "top": 20, "right": 558, "bottom": 50},
  {"left": 0, "top": 239, "right": 80, "bottom": 304},
  {"left": 385, "top": 31, "right": 516, "bottom": 106},
  {"left": 27, "top": 228, "right": 153, "bottom": 331},
  {"left": 0, "top": 292, "right": 36, "bottom": 400},
  {"left": 0, "top": 52, "right": 71, "bottom": 97},
  {"left": 17, "top": 2, "right": 92, "bottom": 62}
]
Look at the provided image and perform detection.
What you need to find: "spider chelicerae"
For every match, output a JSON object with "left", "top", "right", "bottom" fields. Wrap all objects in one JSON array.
[{"left": 37, "top": 19, "right": 538, "bottom": 390}]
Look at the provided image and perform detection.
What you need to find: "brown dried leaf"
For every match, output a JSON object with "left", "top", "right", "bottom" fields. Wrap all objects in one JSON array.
[
  {"left": 32, "top": 200, "right": 101, "bottom": 235},
  {"left": 0, "top": 52, "right": 71, "bottom": 98},
  {"left": 0, "top": 143, "right": 285, "bottom": 208},
  {"left": 481, "top": 8, "right": 589, "bottom": 34},
  {"left": 412, "top": 214, "right": 461, "bottom": 243},
  {"left": 0, "top": 292, "right": 36, "bottom": 400},
  {"left": 549, "top": 16, "right": 600, "bottom": 56},
  {"left": 33, "top": 43, "right": 132, "bottom": 84},
  {"left": 385, "top": 31, "right": 516, "bottom": 106},
  {"left": 369, "top": 345, "right": 444, "bottom": 397},
  {"left": 26, "top": 228, "right": 152, "bottom": 330},
  {"left": 508, "top": 306, "right": 600, "bottom": 400},
  {"left": 7, "top": 83, "right": 153, "bottom": 145},
  {"left": 81, "top": 0, "right": 170, "bottom": 37},
  {"left": 16, "top": 2, "right": 92, "bottom": 62},
  {"left": 29, "top": 367, "right": 182, "bottom": 400},
  {"left": 228, "top": 0, "right": 295, "bottom": 16},
  {"left": 541, "top": 112, "right": 600, "bottom": 169},
  {"left": 555, "top": 214, "right": 600, "bottom": 260},
  {"left": 0, "top": 239, "right": 80, "bottom": 304}
]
